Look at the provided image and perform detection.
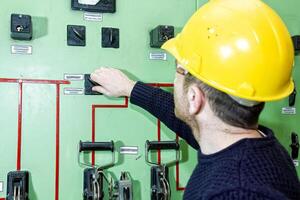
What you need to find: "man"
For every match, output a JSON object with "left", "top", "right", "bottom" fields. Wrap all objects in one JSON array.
[{"left": 91, "top": 0, "right": 300, "bottom": 199}]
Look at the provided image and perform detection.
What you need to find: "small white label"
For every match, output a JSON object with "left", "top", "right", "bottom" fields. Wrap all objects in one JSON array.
[
  {"left": 293, "top": 160, "right": 299, "bottom": 167},
  {"left": 84, "top": 12, "right": 103, "bottom": 22},
  {"left": 0, "top": 181, "right": 3, "bottom": 192},
  {"left": 281, "top": 107, "right": 296, "bottom": 115},
  {"left": 120, "top": 146, "right": 139, "bottom": 155},
  {"left": 11, "top": 45, "right": 32, "bottom": 55},
  {"left": 64, "top": 74, "right": 84, "bottom": 81},
  {"left": 150, "top": 52, "right": 167, "bottom": 61},
  {"left": 64, "top": 88, "right": 84, "bottom": 95}
]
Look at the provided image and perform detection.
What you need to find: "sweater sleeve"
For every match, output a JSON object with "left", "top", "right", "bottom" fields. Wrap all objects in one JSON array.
[{"left": 130, "top": 81, "right": 199, "bottom": 150}]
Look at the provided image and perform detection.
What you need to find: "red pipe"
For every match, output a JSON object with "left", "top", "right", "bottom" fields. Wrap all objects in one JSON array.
[
  {"left": 55, "top": 84, "right": 61, "bottom": 200},
  {"left": 175, "top": 135, "right": 185, "bottom": 190},
  {"left": 157, "top": 119, "right": 161, "bottom": 165},
  {"left": 91, "top": 106, "right": 96, "bottom": 165},
  {"left": 92, "top": 97, "right": 129, "bottom": 166},
  {"left": 148, "top": 83, "right": 174, "bottom": 87},
  {"left": 16, "top": 82, "right": 23, "bottom": 171},
  {"left": 0, "top": 78, "right": 69, "bottom": 85}
]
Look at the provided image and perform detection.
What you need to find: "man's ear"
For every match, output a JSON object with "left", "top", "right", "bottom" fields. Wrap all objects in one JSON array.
[{"left": 187, "top": 85, "right": 205, "bottom": 115}]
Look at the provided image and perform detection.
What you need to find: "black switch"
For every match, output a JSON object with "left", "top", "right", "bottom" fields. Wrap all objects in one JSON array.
[
  {"left": 84, "top": 74, "right": 102, "bottom": 95},
  {"left": 290, "top": 132, "right": 299, "bottom": 160},
  {"left": 71, "top": 0, "right": 116, "bottom": 13},
  {"left": 289, "top": 87, "right": 297, "bottom": 107},
  {"left": 102, "top": 27, "right": 119, "bottom": 48},
  {"left": 7, "top": 171, "right": 29, "bottom": 200},
  {"left": 150, "top": 25, "right": 174, "bottom": 48},
  {"left": 292, "top": 35, "right": 300, "bottom": 54},
  {"left": 67, "top": 25, "right": 86, "bottom": 46},
  {"left": 11, "top": 14, "right": 32, "bottom": 40}
]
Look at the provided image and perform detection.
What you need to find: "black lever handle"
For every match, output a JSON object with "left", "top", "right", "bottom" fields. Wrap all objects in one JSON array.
[
  {"left": 289, "top": 87, "right": 297, "bottom": 107},
  {"left": 146, "top": 140, "right": 179, "bottom": 151},
  {"left": 79, "top": 140, "right": 114, "bottom": 152},
  {"left": 290, "top": 132, "right": 299, "bottom": 160}
]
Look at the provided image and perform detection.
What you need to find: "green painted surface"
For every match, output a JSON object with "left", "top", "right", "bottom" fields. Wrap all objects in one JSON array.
[{"left": 0, "top": 0, "right": 299, "bottom": 199}]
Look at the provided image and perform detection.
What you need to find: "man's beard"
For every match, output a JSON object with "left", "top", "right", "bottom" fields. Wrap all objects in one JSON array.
[{"left": 174, "top": 93, "right": 200, "bottom": 142}]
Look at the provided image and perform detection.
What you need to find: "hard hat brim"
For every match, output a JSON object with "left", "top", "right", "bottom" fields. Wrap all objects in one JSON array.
[{"left": 161, "top": 37, "right": 295, "bottom": 102}]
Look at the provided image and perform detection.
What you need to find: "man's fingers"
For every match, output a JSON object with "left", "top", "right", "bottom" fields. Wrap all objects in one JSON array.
[
  {"left": 90, "top": 72, "right": 105, "bottom": 85},
  {"left": 92, "top": 86, "right": 110, "bottom": 96}
]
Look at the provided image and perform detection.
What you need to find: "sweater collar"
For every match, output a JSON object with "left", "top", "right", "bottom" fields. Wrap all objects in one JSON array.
[{"left": 198, "top": 125, "right": 275, "bottom": 161}]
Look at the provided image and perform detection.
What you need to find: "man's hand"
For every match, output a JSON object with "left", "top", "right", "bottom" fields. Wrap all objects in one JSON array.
[{"left": 90, "top": 67, "right": 136, "bottom": 97}]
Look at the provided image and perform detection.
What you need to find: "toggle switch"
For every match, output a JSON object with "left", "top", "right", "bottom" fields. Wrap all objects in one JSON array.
[
  {"left": 102, "top": 27, "right": 119, "bottom": 48},
  {"left": 67, "top": 25, "right": 86, "bottom": 46},
  {"left": 84, "top": 74, "right": 102, "bottom": 95},
  {"left": 289, "top": 85, "right": 297, "bottom": 107}
]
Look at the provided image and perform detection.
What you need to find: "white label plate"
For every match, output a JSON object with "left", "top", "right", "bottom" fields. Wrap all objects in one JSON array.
[
  {"left": 64, "top": 74, "right": 84, "bottom": 81},
  {"left": 11, "top": 45, "right": 32, "bottom": 55},
  {"left": 120, "top": 146, "right": 139, "bottom": 155},
  {"left": 64, "top": 88, "right": 84, "bottom": 95},
  {"left": 150, "top": 52, "right": 167, "bottom": 61},
  {"left": 0, "top": 181, "right": 3, "bottom": 192},
  {"left": 84, "top": 12, "right": 103, "bottom": 22},
  {"left": 281, "top": 107, "right": 296, "bottom": 115}
]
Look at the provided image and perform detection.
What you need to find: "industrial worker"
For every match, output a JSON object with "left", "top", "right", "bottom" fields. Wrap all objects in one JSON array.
[{"left": 91, "top": 0, "right": 300, "bottom": 199}]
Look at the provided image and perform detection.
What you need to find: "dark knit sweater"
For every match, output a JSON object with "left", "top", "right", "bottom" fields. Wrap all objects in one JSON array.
[{"left": 130, "top": 82, "right": 300, "bottom": 200}]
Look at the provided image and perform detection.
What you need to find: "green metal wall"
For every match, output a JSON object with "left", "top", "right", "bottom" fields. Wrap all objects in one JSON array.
[{"left": 0, "top": 0, "right": 299, "bottom": 199}]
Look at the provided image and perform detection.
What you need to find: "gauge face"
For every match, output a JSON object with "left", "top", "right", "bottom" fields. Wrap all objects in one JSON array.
[
  {"left": 71, "top": 0, "right": 116, "bottom": 13},
  {"left": 78, "top": 0, "right": 101, "bottom": 6}
]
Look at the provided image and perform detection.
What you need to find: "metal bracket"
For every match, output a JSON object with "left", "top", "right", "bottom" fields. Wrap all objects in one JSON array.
[
  {"left": 112, "top": 172, "right": 133, "bottom": 200},
  {"left": 290, "top": 132, "right": 299, "bottom": 160},
  {"left": 83, "top": 168, "right": 114, "bottom": 200},
  {"left": 150, "top": 165, "right": 170, "bottom": 200},
  {"left": 6, "top": 171, "right": 29, "bottom": 200}
]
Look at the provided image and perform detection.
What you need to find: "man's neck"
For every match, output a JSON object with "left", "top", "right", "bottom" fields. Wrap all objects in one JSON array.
[{"left": 196, "top": 120, "right": 262, "bottom": 155}]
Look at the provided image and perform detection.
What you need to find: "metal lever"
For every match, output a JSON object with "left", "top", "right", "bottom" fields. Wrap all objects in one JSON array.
[
  {"left": 289, "top": 84, "right": 297, "bottom": 107},
  {"left": 145, "top": 140, "right": 180, "bottom": 166},
  {"left": 78, "top": 140, "right": 115, "bottom": 169},
  {"left": 13, "top": 185, "right": 21, "bottom": 200}
]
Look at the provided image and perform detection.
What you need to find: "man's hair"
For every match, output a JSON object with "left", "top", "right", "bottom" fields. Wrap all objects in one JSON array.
[{"left": 184, "top": 73, "right": 265, "bottom": 129}]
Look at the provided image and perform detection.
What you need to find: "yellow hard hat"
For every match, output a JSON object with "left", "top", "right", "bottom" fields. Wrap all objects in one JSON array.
[{"left": 162, "top": 0, "right": 294, "bottom": 102}]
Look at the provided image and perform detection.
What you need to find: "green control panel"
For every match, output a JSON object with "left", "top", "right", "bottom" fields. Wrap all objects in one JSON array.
[{"left": 0, "top": 0, "right": 299, "bottom": 199}]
